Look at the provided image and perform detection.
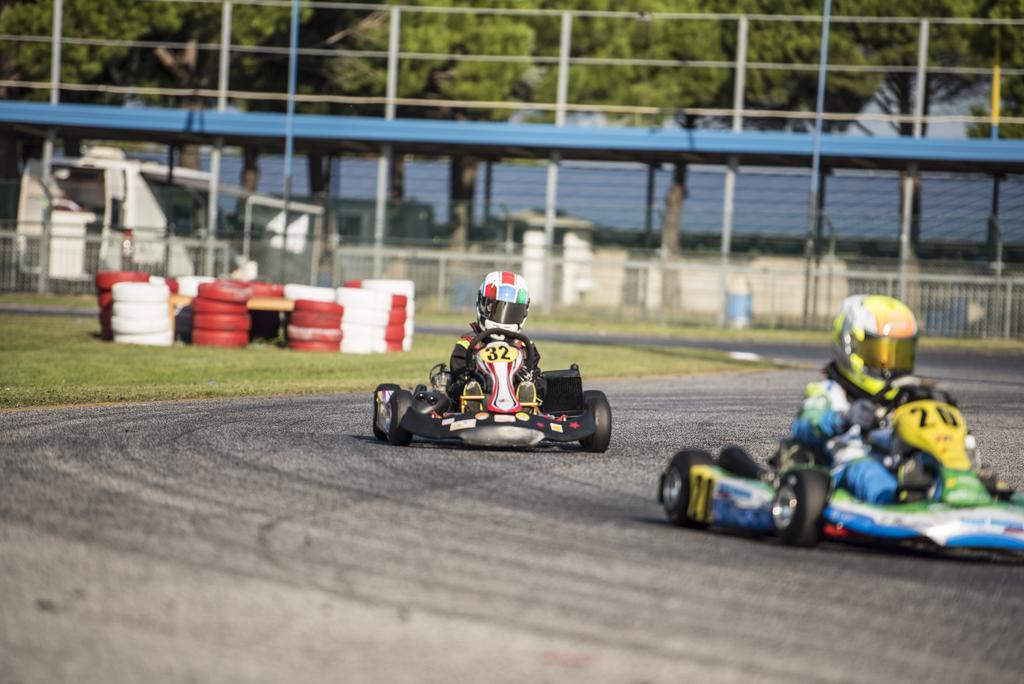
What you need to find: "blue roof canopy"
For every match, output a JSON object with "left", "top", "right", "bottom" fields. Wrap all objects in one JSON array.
[{"left": 2, "top": 101, "right": 1022, "bottom": 173}]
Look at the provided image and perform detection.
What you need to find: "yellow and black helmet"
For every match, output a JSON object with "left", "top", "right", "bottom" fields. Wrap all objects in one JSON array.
[{"left": 831, "top": 295, "right": 918, "bottom": 398}]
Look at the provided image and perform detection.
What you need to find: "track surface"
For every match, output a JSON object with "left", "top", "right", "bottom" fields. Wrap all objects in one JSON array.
[{"left": 2, "top": 354, "right": 1024, "bottom": 683}]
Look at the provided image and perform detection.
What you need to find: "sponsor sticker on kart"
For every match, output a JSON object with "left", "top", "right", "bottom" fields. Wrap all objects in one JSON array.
[
  {"left": 494, "top": 415, "right": 516, "bottom": 423},
  {"left": 475, "top": 412, "right": 490, "bottom": 420},
  {"left": 550, "top": 423, "right": 563, "bottom": 433},
  {"left": 450, "top": 419, "right": 477, "bottom": 432},
  {"left": 441, "top": 417, "right": 456, "bottom": 426},
  {"left": 515, "top": 412, "right": 530, "bottom": 421}
]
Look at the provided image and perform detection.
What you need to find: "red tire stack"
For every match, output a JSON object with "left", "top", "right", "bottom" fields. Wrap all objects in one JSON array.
[
  {"left": 385, "top": 294, "right": 409, "bottom": 352},
  {"left": 287, "top": 299, "right": 343, "bottom": 352},
  {"left": 248, "top": 281, "right": 286, "bottom": 341},
  {"left": 191, "top": 281, "right": 252, "bottom": 348},
  {"left": 95, "top": 270, "right": 149, "bottom": 340}
]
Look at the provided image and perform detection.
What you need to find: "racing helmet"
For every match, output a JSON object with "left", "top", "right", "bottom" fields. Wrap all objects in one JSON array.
[
  {"left": 477, "top": 271, "right": 530, "bottom": 332},
  {"left": 831, "top": 294, "right": 918, "bottom": 398}
]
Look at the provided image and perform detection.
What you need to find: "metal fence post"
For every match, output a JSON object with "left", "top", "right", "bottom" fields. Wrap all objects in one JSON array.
[
  {"left": 437, "top": 253, "right": 447, "bottom": 310},
  {"left": 718, "top": 14, "right": 747, "bottom": 326},
  {"left": 899, "top": 20, "right": 928, "bottom": 302},
  {"left": 279, "top": 0, "right": 300, "bottom": 286},
  {"left": 38, "top": 0, "right": 63, "bottom": 293},
  {"left": 373, "top": 6, "right": 400, "bottom": 279},
  {"left": 205, "top": 0, "right": 231, "bottom": 277},
  {"left": 1005, "top": 281, "right": 1013, "bottom": 339},
  {"left": 802, "top": 0, "right": 831, "bottom": 326},
  {"left": 542, "top": 11, "right": 571, "bottom": 313}
]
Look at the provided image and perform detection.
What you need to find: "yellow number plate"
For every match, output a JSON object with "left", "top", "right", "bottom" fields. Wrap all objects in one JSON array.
[
  {"left": 687, "top": 464, "right": 717, "bottom": 524},
  {"left": 481, "top": 343, "right": 519, "bottom": 363}
]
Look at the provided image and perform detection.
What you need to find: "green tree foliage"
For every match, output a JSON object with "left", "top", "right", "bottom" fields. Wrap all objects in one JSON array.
[
  {"left": 840, "top": 0, "right": 986, "bottom": 137},
  {"left": 967, "top": 0, "right": 1024, "bottom": 139}
]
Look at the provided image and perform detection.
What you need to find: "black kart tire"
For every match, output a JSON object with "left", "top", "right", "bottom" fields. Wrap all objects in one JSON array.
[
  {"left": 386, "top": 389, "right": 414, "bottom": 446},
  {"left": 773, "top": 468, "right": 831, "bottom": 547},
  {"left": 373, "top": 383, "right": 400, "bottom": 441},
  {"left": 659, "top": 449, "right": 714, "bottom": 528},
  {"left": 579, "top": 390, "right": 612, "bottom": 453}
]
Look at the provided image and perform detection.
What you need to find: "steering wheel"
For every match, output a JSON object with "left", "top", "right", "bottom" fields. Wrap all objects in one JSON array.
[{"left": 465, "top": 328, "right": 540, "bottom": 370}]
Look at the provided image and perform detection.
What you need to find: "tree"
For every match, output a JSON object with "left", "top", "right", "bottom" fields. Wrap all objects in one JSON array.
[
  {"left": 967, "top": 0, "right": 1024, "bottom": 139},
  {"left": 316, "top": 0, "right": 538, "bottom": 245}
]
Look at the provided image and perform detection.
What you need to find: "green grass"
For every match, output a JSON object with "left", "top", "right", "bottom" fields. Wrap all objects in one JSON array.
[
  {"left": 6, "top": 292, "right": 1017, "bottom": 353},
  {"left": 0, "top": 292, "right": 97, "bottom": 309},
  {"left": 0, "top": 314, "right": 772, "bottom": 409}
]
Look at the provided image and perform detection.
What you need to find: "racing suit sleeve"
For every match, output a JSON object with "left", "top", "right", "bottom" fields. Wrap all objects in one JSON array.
[
  {"left": 449, "top": 337, "right": 471, "bottom": 373},
  {"left": 789, "top": 381, "right": 848, "bottom": 452}
]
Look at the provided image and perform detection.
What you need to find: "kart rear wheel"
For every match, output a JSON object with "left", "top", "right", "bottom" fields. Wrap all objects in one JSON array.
[
  {"left": 386, "top": 389, "right": 414, "bottom": 447},
  {"left": 372, "top": 383, "right": 400, "bottom": 441},
  {"left": 579, "top": 390, "right": 612, "bottom": 453},
  {"left": 659, "top": 449, "right": 714, "bottom": 528},
  {"left": 773, "top": 468, "right": 831, "bottom": 547}
]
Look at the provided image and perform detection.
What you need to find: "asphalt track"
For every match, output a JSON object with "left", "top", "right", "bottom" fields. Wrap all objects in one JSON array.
[{"left": 2, "top": 350, "right": 1024, "bottom": 682}]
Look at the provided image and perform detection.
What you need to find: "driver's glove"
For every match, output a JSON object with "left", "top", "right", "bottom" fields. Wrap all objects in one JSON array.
[{"left": 846, "top": 398, "right": 879, "bottom": 433}]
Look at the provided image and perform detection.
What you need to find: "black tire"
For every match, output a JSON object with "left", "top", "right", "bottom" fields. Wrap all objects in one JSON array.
[
  {"left": 717, "top": 444, "right": 767, "bottom": 480},
  {"left": 579, "top": 390, "right": 612, "bottom": 453},
  {"left": 386, "top": 389, "right": 414, "bottom": 446},
  {"left": 372, "top": 383, "right": 400, "bottom": 441},
  {"left": 772, "top": 468, "right": 831, "bottom": 547},
  {"left": 658, "top": 449, "right": 714, "bottom": 528}
]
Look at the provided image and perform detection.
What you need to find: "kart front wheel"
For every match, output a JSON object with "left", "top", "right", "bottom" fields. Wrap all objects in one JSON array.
[
  {"left": 372, "top": 383, "right": 400, "bottom": 441},
  {"left": 772, "top": 468, "right": 831, "bottom": 547},
  {"left": 579, "top": 390, "right": 612, "bottom": 453},
  {"left": 386, "top": 389, "right": 414, "bottom": 447},
  {"left": 659, "top": 449, "right": 714, "bottom": 528}
]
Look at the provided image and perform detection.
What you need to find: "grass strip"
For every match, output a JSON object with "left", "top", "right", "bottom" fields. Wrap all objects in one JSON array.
[
  {"left": 0, "top": 314, "right": 772, "bottom": 409},
  {"left": 3, "top": 293, "right": 1019, "bottom": 352}
]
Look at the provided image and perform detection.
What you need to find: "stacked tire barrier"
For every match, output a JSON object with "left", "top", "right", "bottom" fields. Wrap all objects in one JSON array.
[
  {"left": 287, "top": 299, "right": 343, "bottom": 352},
  {"left": 342, "top": 279, "right": 415, "bottom": 353},
  {"left": 110, "top": 281, "right": 173, "bottom": 346},
  {"left": 191, "top": 281, "right": 252, "bottom": 348},
  {"left": 95, "top": 270, "right": 150, "bottom": 340}
]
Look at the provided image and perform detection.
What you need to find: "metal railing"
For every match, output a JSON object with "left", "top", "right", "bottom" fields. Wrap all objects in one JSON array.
[
  {"left": 1, "top": 1, "right": 1021, "bottom": 129},
  {"left": 3, "top": 228, "right": 1021, "bottom": 339}
]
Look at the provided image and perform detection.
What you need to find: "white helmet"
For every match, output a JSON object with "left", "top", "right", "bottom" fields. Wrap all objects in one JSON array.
[{"left": 476, "top": 271, "right": 530, "bottom": 333}]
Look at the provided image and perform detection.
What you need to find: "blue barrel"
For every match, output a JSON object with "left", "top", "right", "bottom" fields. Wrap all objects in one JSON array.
[{"left": 727, "top": 291, "right": 752, "bottom": 329}]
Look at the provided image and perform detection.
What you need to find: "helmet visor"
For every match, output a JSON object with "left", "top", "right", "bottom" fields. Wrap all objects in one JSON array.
[
  {"left": 485, "top": 300, "right": 529, "bottom": 326},
  {"left": 854, "top": 334, "right": 917, "bottom": 377}
]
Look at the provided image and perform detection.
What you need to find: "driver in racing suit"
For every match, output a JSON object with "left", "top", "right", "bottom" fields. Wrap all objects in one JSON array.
[
  {"left": 435, "top": 271, "right": 543, "bottom": 413},
  {"left": 780, "top": 294, "right": 1014, "bottom": 504}
]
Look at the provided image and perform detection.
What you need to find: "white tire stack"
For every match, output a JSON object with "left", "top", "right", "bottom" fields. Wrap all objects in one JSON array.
[
  {"left": 337, "top": 279, "right": 414, "bottom": 354},
  {"left": 111, "top": 281, "right": 172, "bottom": 346},
  {"left": 356, "top": 279, "right": 415, "bottom": 351},
  {"left": 176, "top": 275, "right": 216, "bottom": 297},
  {"left": 283, "top": 283, "right": 337, "bottom": 303}
]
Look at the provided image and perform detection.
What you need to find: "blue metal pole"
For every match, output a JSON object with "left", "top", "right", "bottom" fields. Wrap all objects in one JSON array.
[
  {"left": 809, "top": 0, "right": 831, "bottom": 200},
  {"left": 280, "top": 0, "right": 300, "bottom": 284}
]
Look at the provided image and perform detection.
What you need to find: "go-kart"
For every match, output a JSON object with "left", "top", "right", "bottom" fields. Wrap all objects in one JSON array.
[
  {"left": 658, "top": 379, "right": 1024, "bottom": 553},
  {"left": 372, "top": 329, "right": 612, "bottom": 452}
]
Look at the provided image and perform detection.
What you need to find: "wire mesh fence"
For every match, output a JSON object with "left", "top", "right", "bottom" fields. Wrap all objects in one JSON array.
[{"left": 3, "top": 226, "right": 1021, "bottom": 339}]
